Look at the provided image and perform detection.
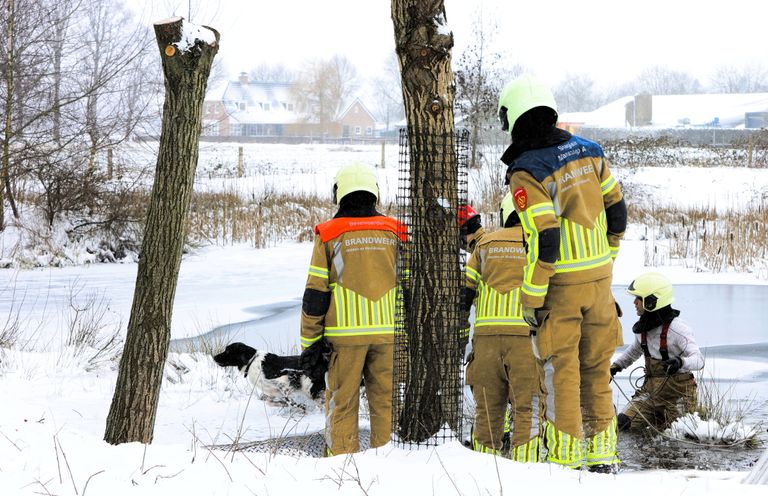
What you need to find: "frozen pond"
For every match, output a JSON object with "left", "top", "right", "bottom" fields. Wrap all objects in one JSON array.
[
  {"left": 614, "top": 284, "right": 768, "bottom": 352},
  {"left": 172, "top": 284, "right": 768, "bottom": 360}
]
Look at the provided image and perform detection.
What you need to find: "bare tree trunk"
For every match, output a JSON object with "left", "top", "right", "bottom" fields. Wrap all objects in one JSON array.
[
  {"left": 392, "top": 0, "right": 461, "bottom": 442},
  {"left": 1, "top": 0, "right": 21, "bottom": 229},
  {"left": 104, "top": 17, "right": 218, "bottom": 445}
]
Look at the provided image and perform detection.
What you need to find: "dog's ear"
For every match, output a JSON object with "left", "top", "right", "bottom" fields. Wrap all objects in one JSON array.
[{"left": 233, "top": 343, "right": 256, "bottom": 366}]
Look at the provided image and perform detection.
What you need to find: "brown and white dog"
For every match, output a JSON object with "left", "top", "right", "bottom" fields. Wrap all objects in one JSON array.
[{"left": 213, "top": 340, "right": 331, "bottom": 409}]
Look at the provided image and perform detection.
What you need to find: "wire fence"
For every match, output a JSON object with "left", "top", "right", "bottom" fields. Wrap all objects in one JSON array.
[{"left": 392, "top": 128, "right": 469, "bottom": 448}]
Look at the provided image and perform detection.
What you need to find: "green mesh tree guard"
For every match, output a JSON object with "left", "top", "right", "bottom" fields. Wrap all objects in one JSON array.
[{"left": 393, "top": 128, "right": 469, "bottom": 447}]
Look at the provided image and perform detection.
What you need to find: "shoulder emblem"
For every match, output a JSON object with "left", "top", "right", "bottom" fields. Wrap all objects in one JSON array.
[{"left": 513, "top": 187, "right": 528, "bottom": 211}]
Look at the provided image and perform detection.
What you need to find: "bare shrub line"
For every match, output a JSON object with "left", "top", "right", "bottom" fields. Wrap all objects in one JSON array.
[{"left": 631, "top": 203, "right": 768, "bottom": 276}]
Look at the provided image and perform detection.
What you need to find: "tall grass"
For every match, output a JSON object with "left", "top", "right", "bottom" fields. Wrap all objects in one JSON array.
[
  {"left": 677, "top": 369, "right": 767, "bottom": 447},
  {"left": 57, "top": 282, "right": 123, "bottom": 371},
  {"left": 185, "top": 186, "right": 334, "bottom": 248},
  {"left": 629, "top": 202, "right": 768, "bottom": 276}
]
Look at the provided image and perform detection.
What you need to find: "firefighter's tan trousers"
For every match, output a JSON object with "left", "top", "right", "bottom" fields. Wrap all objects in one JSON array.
[
  {"left": 533, "top": 277, "right": 622, "bottom": 468},
  {"left": 466, "top": 334, "right": 543, "bottom": 460},
  {"left": 325, "top": 343, "right": 393, "bottom": 455},
  {"left": 621, "top": 357, "right": 697, "bottom": 430}
]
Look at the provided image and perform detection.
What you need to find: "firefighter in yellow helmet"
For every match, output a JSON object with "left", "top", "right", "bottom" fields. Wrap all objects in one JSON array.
[
  {"left": 610, "top": 272, "right": 704, "bottom": 432},
  {"left": 463, "top": 192, "right": 544, "bottom": 461},
  {"left": 497, "top": 75, "right": 627, "bottom": 472},
  {"left": 300, "top": 163, "right": 405, "bottom": 455}
]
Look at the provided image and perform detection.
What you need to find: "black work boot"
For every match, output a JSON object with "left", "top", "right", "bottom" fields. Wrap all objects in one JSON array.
[
  {"left": 588, "top": 463, "right": 620, "bottom": 474},
  {"left": 617, "top": 413, "right": 632, "bottom": 431}
]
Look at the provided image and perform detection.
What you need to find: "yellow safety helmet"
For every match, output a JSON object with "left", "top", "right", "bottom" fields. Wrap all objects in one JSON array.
[
  {"left": 333, "top": 163, "right": 379, "bottom": 204},
  {"left": 627, "top": 272, "right": 674, "bottom": 312},
  {"left": 498, "top": 74, "right": 557, "bottom": 135}
]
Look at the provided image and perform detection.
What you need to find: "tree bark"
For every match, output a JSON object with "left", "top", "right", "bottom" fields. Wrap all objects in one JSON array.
[
  {"left": 104, "top": 17, "right": 218, "bottom": 445},
  {"left": 391, "top": 0, "right": 462, "bottom": 442},
  {"left": 1, "top": 0, "right": 21, "bottom": 230}
]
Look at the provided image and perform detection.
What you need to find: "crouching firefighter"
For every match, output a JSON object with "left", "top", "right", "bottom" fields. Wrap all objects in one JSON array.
[
  {"left": 300, "top": 163, "right": 406, "bottom": 456},
  {"left": 610, "top": 272, "right": 704, "bottom": 432},
  {"left": 463, "top": 192, "right": 544, "bottom": 461}
]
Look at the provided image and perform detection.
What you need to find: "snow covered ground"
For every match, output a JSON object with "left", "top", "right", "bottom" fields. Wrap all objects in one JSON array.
[{"left": 2, "top": 143, "right": 768, "bottom": 495}]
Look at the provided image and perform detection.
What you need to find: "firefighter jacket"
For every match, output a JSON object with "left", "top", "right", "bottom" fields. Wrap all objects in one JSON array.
[
  {"left": 465, "top": 226, "right": 529, "bottom": 336},
  {"left": 507, "top": 135, "right": 626, "bottom": 309},
  {"left": 613, "top": 317, "right": 704, "bottom": 374},
  {"left": 467, "top": 226, "right": 487, "bottom": 253},
  {"left": 300, "top": 215, "right": 405, "bottom": 349}
]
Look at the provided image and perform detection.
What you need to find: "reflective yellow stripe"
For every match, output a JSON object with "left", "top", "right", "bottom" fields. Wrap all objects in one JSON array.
[
  {"left": 325, "top": 327, "right": 395, "bottom": 336},
  {"left": 330, "top": 285, "right": 397, "bottom": 336},
  {"left": 522, "top": 280, "right": 548, "bottom": 297},
  {"left": 511, "top": 437, "right": 541, "bottom": 463},
  {"left": 575, "top": 224, "right": 585, "bottom": 259},
  {"left": 586, "top": 417, "right": 620, "bottom": 466},
  {"left": 601, "top": 175, "right": 617, "bottom": 195},
  {"left": 308, "top": 265, "right": 329, "bottom": 278},
  {"left": 472, "top": 436, "right": 501, "bottom": 456},
  {"left": 552, "top": 210, "right": 613, "bottom": 273},
  {"left": 301, "top": 334, "right": 322, "bottom": 348},
  {"left": 475, "top": 318, "right": 528, "bottom": 326},
  {"left": 475, "top": 282, "right": 527, "bottom": 326},
  {"left": 527, "top": 202, "right": 555, "bottom": 218},
  {"left": 554, "top": 251, "right": 613, "bottom": 273},
  {"left": 544, "top": 421, "right": 584, "bottom": 468},
  {"left": 466, "top": 266, "right": 480, "bottom": 283}
]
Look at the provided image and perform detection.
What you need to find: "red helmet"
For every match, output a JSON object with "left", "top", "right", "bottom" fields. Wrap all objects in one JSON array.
[{"left": 458, "top": 204, "right": 480, "bottom": 227}]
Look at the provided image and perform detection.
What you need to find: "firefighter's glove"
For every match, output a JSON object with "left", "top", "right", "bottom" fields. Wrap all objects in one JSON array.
[
  {"left": 610, "top": 364, "right": 621, "bottom": 377},
  {"left": 662, "top": 356, "right": 683, "bottom": 376},
  {"left": 614, "top": 301, "right": 623, "bottom": 318},
  {"left": 522, "top": 306, "right": 541, "bottom": 328}
]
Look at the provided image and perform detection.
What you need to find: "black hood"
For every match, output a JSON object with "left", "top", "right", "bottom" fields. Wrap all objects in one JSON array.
[
  {"left": 632, "top": 305, "right": 681, "bottom": 334},
  {"left": 335, "top": 191, "right": 380, "bottom": 218},
  {"left": 500, "top": 127, "right": 572, "bottom": 183}
]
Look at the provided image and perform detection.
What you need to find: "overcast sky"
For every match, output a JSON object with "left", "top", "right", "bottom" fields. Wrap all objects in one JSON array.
[{"left": 130, "top": 0, "right": 767, "bottom": 89}]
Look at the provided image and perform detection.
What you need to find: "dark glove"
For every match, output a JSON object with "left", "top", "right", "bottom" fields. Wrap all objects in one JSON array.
[
  {"left": 614, "top": 301, "right": 623, "bottom": 318},
  {"left": 300, "top": 339, "right": 332, "bottom": 373},
  {"left": 662, "top": 356, "right": 683, "bottom": 376},
  {"left": 610, "top": 364, "right": 621, "bottom": 377}
]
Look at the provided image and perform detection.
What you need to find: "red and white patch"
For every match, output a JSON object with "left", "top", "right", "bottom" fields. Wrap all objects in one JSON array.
[{"left": 513, "top": 187, "right": 528, "bottom": 210}]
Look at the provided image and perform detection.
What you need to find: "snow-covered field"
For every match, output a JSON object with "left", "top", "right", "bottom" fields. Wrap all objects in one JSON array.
[{"left": 2, "top": 142, "right": 768, "bottom": 495}]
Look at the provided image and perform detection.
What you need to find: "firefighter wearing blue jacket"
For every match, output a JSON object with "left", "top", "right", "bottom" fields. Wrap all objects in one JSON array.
[{"left": 497, "top": 75, "right": 627, "bottom": 472}]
